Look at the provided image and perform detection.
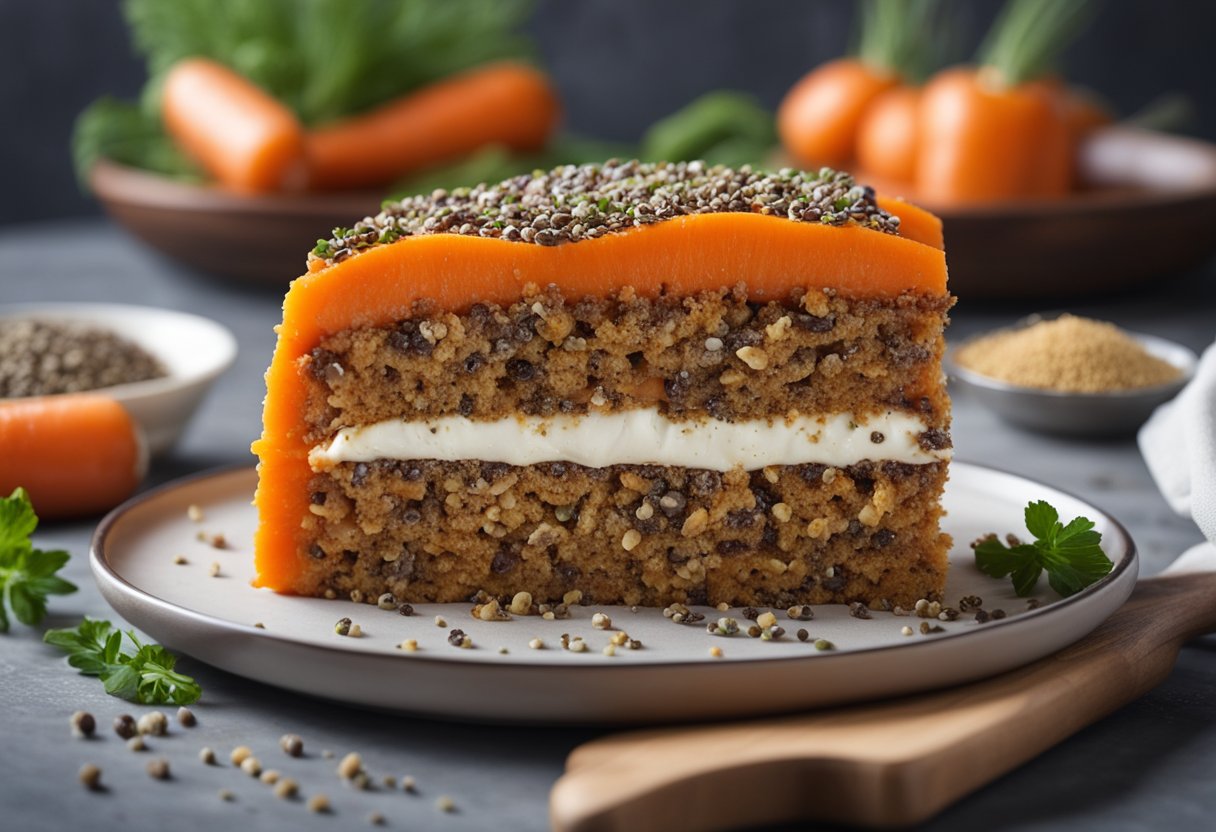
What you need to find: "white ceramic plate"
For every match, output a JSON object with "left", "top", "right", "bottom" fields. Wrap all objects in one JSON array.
[
  {"left": 92, "top": 462, "right": 1137, "bottom": 723},
  {"left": 0, "top": 303, "right": 237, "bottom": 454}
]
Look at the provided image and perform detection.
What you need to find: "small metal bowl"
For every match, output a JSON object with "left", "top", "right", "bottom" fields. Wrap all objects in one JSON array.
[{"left": 946, "top": 319, "right": 1198, "bottom": 438}]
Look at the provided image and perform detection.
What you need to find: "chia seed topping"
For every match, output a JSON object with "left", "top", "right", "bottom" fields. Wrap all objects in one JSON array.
[{"left": 310, "top": 160, "right": 901, "bottom": 266}]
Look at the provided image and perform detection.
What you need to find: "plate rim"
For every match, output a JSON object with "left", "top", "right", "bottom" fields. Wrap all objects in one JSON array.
[{"left": 90, "top": 460, "right": 1138, "bottom": 673}]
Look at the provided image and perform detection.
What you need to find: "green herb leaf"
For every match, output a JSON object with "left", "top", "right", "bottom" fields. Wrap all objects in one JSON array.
[
  {"left": 973, "top": 500, "right": 1113, "bottom": 597},
  {"left": 44, "top": 618, "right": 202, "bottom": 705},
  {"left": 0, "top": 488, "right": 78, "bottom": 632}
]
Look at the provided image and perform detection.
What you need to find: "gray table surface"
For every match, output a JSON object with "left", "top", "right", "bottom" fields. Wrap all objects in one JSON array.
[{"left": 1, "top": 218, "right": 1213, "bottom": 832}]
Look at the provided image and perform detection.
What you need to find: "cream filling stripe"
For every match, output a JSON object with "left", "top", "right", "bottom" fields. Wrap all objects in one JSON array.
[{"left": 309, "top": 409, "right": 948, "bottom": 472}]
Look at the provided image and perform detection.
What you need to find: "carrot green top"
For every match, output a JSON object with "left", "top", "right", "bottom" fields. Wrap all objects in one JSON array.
[{"left": 310, "top": 160, "right": 906, "bottom": 267}]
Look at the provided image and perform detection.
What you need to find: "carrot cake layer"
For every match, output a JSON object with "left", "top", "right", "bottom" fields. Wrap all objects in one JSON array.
[{"left": 254, "top": 161, "right": 953, "bottom": 609}]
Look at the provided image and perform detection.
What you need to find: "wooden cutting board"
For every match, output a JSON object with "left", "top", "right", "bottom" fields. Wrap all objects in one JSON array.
[{"left": 550, "top": 568, "right": 1216, "bottom": 831}]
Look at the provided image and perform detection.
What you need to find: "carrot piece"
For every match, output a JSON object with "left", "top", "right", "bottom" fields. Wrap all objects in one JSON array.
[
  {"left": 305, "top": 62, "right": 560, "bottom": 191},
  {"left": 856, "top": 86, "right": 921, "bottom": 183},
  {"left": 914, "top": 67, "right": 1072, "bottom": 205},
  {"left": 777, "top": 59, "right": 899, "bottom": 168},
  {"left": 875, "top": 195, "right": 943, "bottom": 250},
  {"left": 161, "top": 58, "right": 306, "bottom": 193},
  {"left": 0, "top": 395, "right": 145, "bottom": 519},
  {"left": 252, "top": 212, "right": 947, "bottom": 591}
]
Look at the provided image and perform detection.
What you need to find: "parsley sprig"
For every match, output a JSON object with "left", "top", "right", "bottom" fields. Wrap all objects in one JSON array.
[
  {"left": 44, "top": 618, "right": 201, "bottom": 705},
  {"left": 974, "top": 500, "right": 1113, "bottom": 597},
  {"left": 0, "top": 488, "right": 78, "bottom": 632}
]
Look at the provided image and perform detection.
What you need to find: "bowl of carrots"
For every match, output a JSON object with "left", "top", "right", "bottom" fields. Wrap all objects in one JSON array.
[
  {"left": 777, "top": 0, "right": 1216, "bottom": 298},
  {"left": 78, "top": 0, "right": 561, "bottom": 283}
]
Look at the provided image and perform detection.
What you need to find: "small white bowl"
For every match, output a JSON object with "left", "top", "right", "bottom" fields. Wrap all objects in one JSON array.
[{"left": 0, "top": 303, "right": 237, "bottom": 454}]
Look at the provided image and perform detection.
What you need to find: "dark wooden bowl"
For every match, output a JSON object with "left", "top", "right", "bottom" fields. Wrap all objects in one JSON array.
[
  {"left": 91, "top": 127, "right": 1216, "bottom": 296},
  {"left": 91, "top": 160, "right": 383, "bottom": 283}
]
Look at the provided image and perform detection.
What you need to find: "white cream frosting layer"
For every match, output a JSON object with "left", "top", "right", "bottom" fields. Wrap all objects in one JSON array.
[{"left": 309, "top": 409, "right": 948, "bottom": 472}]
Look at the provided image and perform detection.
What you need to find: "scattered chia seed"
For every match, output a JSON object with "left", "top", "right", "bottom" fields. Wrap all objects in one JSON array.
[
  {"left": 280, "top": 733, "right": 304, "bottom": 757},
  {"left": 796, "top": 629, "right": 810, "bottom": 642},
  {"left": 137, "top": 711, "right": 168, "bottom": 736},
  {"left": 848, "top": 602, "right": 872, "bottom": 620},
  {"left": 70, "top": 711, "right": 95, "bottom": 738},
  {"left": 334, "top": 617, "right": 353, "bottom": 636},
  {"left": 310, "top": 162, "right": 901, "bottom": 268},
  {"left": 177, "top": 706, "right": 196, "bottom": 727},
  {"left": 78, "top": 763, "right": 102, "bottom": 791},
  {"left": 337, "top": 752, "right": 363, "bottom": 780},
  {"left": 0, "top": 318, "right": 166, "bottom": 397},
  {"left": 959, "top": 595, "right": 984, "bottom": 612}
]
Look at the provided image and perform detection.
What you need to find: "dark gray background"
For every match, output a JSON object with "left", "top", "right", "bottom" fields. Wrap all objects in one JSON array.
[{"left": 3, "top": 0, "right": 1216, "bottom": 225}]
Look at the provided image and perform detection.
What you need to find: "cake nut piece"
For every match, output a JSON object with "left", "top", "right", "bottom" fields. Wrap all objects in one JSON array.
[
  {"left": 274, "top": 778, "right": 299, "bottom": 799},
  {"left": 307, "top": 794, "right": 331, "bottom": 813},
  {"left": 591, "top": 612, "right": 613, "bottom": 630},
  {"left": 230, "top": 745, "right": 254, "bottom": 766},
  {"left": 146, "top": 758, "right": 171, "bottom": 780},
  {"left": 199, "top": 747, "right": 217, "bottom": 765},
  {"left": 681, "top": 508, "right": 709, "bottom": 537},
  {"left": 736, "top": 346, "right": 768, "bottom": 370},
  {"left": 241, "top": 756, "right": 262, "bottom": 777},
  {"left": 177, "top": 706, "right": 197, "bottom": 727},
  {"left": 509, "top": 591, "right": 533, "bottom": 615}
]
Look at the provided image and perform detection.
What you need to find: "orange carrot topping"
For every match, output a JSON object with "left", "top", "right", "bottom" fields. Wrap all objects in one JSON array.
[
  {"left": 0, "top": 395, "right": 145, "bottom": 519},
  {"left": 161, "top": 58, "right": 306, "bottom": 193},
  {"left": 305, "top": 62, "right": 559, "bottom": 191}
]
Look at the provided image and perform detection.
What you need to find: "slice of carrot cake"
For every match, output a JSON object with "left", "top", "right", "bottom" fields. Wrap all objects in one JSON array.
[{"left": 253, "top": 161, "right": 953, "bottom": 608}]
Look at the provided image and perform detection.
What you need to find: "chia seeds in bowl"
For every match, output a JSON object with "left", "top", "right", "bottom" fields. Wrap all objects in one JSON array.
[{"left": 0, "top": 318, "right": 167, "bottom": 398}]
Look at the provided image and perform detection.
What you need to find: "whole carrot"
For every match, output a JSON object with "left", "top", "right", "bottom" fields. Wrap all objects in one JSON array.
[
  {"left": 306, "top": 62, "right": 560, "bottom": 191},
  {"left": 0, "top": 395, "right": 146, "bottom": 519},
  {"left": 161, "top": 58, "right": 306, "bottom": 193},
  {"left": 856, "top": 85, "right": 922, "bottom": 182},
  {"left": 778, "top": 0, "right": 942, "bottom": 169},
  {"left": 916, "top": 69, "right": 1072, "bottom": 203},
  {"left": 914, "top": 0, "right": 1096, "bottom": 205}
]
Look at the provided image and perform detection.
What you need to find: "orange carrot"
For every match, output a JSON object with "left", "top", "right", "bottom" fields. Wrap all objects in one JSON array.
[
  {"left": 306, "top": 62, "right": 560, "bottom": 191},
  {"left": 253, "top": 210, "right": 947, "bottom": 589},
  {"left": 914, "top": 67, "right": 1072, "bottom": 205},
  {"left": 778, "top": 59, "right": 899, "bottom": 169},
  {"left": 0, "top": 395, "right": 146, "bottom": 519},
  {"left": 162, "top": 58, "right": 306, "bottom": 193},
  {"left": 914, "top": 0, "right": 1097, "bottom": 205},
  {"left": 856, "top": 86, "right": 921, "bottom": 183}
]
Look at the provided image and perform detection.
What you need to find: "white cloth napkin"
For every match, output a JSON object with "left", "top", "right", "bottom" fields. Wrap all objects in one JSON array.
[{"left": 1139, "top": 341, "right": 1216, "bottom": 561}]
